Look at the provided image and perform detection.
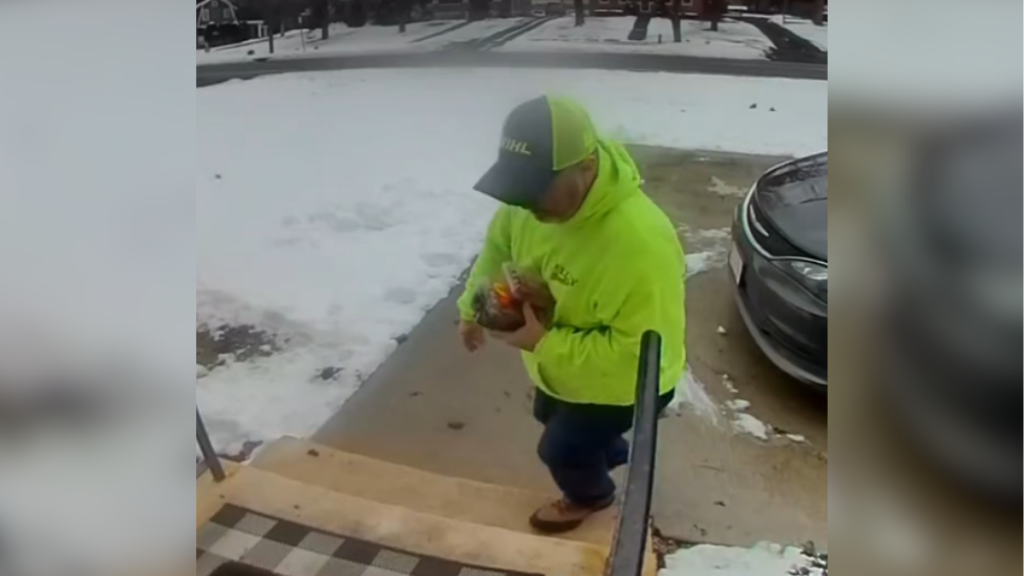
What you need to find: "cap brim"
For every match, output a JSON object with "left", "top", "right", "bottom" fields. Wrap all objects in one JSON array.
[{"left": 473, "top": 159, "right": 557, "bottom": 209}]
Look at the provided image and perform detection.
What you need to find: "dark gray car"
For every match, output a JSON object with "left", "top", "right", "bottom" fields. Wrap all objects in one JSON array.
[{"left": 729, "top": 152, "right": 828, "bottom": 389}]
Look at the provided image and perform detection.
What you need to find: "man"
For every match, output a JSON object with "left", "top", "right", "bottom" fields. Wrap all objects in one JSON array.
[{"left": 456, "top": 96, "right": 686, "bottom": 534}]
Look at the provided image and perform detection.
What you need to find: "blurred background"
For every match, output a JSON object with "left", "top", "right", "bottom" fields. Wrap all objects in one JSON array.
[{"left": 829, "top": 0, "right": 1020, "bottom": 574}]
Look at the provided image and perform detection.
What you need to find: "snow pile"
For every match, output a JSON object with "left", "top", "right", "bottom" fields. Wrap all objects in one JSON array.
[
  {"left": 733, "top": 412, "right": 771, "bottom": 440},
  {"left": 687, "top": 251, "right": 729, "bottom": 277},
  {"left": 722, "top": 396, "right": 783, "bottom": 442},
  {"left": 770, "top": 16, "right": 828, "bottom": 51},
  {"left": 662, "top": 542, "right": 826, "bottom": 576},
  {"left": 503, "top": 17, "right": 773, "bottom": 59},
  {"left": 668, "top": 369, "right": 720, "bottom": 422},
  {"left": 685, "top": 228, "right": 733, "bottom": 279}
]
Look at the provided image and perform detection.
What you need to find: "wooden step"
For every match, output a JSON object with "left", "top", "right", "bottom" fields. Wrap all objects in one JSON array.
[
  {"left": 250, "top": 436, "right": 617, "bottom": 547},
  {"left": 198, "top": 463, "right": 611, "bottom": 576}
]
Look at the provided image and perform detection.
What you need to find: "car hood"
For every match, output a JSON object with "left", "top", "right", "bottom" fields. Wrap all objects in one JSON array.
[{"left": 755, "top": 153, "right": 828, "bottom": 261}]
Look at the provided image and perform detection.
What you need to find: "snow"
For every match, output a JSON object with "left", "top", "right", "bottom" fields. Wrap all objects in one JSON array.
[
  {"left": 196, "top": 19, "right": 530, "bottom": 65},
  {"left": 722, "top": 396, "right": 776, "bottom": 441},
  {"left": 195, "top": 68, "right": 823, "bottom": 452},
  {"left": 194, "top": 67, "right": 826, "bottom": 452},
  {"left": 687, "top": 251, "right": 727, "bottom": 277},
  {"left": 647, "top": 19, "right": 774, "bottom": 59},
  {"left": 433, "top": 17, "right": 532, "bottom": 44},
  {"left": 499, "top": 16, "right": 636, "bottom": 48},
  {"left": 684, "top": 225, "right": 733, "bottom": 278},
  {"left": 726, "top": 399, "right": 752, "bottom": 411},
  {"left": 708, "top": 176, "right": 748, "bottom": 198},
  {"left": 501, "top": 17, "right": 772, "bottom": 60},
  {"left": 722, "top": 374, "right": 740, "bottom": 394},
  {"left": 732, "top": 412, "right": 771, "bottom": 440},
  {"left": 662, "top": 542, "right": 825, "bottom": 576},
  {"left": 669, "top": 368, "right": 721, "bottom": 423},
  {"left": 770, "top": 15, "right": 828, "bottom": 51}
]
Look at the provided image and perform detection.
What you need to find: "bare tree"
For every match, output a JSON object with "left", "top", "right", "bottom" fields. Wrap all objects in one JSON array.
[
  {"left": 467, "top": 0, "right": 488, "bottom": 21},
  {"left": 260, "top": 0, "right": 282, "bottom": 52},
  {"left": 256, "top": 0, "right": 302, "bottom": 51},
  {"left": 310, "top": 0, "right": 330, "bottom": 39},
  {"left": 811, "top": 0, "right": 825, "bottom": 25},
  {"left": 671, "top": 0, "right": 681, "bottom": 41},
  {"left": 706, "top": 0, "right": 723, "bottom": 32},
  {"left": 574, "top": 0, "right": 585, "bottom": 26}
]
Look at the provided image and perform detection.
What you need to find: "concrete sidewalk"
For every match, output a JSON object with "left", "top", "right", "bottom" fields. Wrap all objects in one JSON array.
[{"left": 313, "top": 147, "right": 828, "bottom": 548}]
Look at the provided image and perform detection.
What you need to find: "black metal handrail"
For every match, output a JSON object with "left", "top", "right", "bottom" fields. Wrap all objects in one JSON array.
[
  {"left": 197, "top": 408, "right": 226, "bottom": 482},
  {"left": 607, "top": 330, "right": 663, "bottom": 576}
]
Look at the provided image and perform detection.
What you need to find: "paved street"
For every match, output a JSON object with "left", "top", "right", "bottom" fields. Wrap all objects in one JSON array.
[
  {"left": 312, "top": 147, "right": 828, "bottom": 549},
  {"left": 196, "top": 51, "right": 827, "bottom": 87}
]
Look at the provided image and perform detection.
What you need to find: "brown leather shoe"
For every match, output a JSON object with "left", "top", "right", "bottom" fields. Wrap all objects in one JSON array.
[{"left": 529, "top": 496, "right": 616, "bottom": 534}]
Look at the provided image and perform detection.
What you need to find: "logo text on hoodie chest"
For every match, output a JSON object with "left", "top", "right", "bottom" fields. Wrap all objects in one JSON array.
[{"left": 550, "top": 264, "right": 579, "bottom": 287}]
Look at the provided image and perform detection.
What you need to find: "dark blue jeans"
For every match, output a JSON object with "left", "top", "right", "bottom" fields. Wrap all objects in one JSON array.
[{"left": 533, "top": 388, "right": 673, "bottom": 506}]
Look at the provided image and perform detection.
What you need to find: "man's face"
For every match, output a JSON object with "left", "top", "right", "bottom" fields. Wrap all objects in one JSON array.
[{"left": 529, "top": 157, "right": 597, "bottom": 223}]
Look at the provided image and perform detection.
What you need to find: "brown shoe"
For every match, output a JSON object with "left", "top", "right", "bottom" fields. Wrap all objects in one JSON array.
[{"left": 529, "top": 496, "right": 616, "bottom": 534}]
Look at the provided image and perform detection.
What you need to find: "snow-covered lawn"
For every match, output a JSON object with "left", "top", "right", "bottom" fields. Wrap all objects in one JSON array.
[
  {"left": 771, "top": 15, "right": 828, "bottom": 51},
  {"left": 196, "top": 68, "right": 827, "bottom": 455},
  {"left": 196, "top": 19, "right": 528, "bottom": 65},
  {"left": 648, "top": 19, "right": 775, "bottom": 59},
  {"left": 499, "top": 16, "right": 773, "bottom": 59},
  {"left": 662, "top": 542, "right": 826, "bottom": 576}
]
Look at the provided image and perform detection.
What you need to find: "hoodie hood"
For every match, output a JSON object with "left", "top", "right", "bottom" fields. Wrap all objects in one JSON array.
[{"left": 564, "top": 139, "right": 643, "bottom": 227}]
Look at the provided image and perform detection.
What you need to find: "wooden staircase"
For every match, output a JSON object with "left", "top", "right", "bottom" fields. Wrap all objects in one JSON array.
[{"left": 196, "top": 437, "right": 658, "bottom": 576}]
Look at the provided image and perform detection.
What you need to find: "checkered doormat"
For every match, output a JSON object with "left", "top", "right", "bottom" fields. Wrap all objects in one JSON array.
[{"left": 197, "top": 504, "right": 547, "bottom": 576}]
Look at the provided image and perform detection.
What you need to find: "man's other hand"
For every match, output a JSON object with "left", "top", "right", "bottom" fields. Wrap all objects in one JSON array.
[
  {"left": 491, "top": 305, "right": 548, "bottom": 352},
  {"left": 459, "top": 320, "right": 486, "bottom": 352},
  {"left": 514, "top": 282, "right": 555, "bottom": 325}
]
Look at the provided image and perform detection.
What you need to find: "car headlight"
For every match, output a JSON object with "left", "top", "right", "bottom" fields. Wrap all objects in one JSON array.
[{"left": 780, "top": 260, "right": 829, "bottom": 302}]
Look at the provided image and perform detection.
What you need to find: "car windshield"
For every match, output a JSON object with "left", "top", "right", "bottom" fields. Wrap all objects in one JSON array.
[{"left": 758, "top": 154, "right": 828, "bottom": 211}]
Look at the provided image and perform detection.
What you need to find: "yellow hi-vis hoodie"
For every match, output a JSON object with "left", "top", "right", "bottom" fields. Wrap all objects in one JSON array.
[{"left": 457, "top": 139, "right": 685, "bottom": 406}]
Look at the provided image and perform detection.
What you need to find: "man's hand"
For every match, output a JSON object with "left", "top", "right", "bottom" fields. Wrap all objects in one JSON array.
[
  {"left": 511, "top": 277, "right": 555, "bottom": 327},
  {"left": 490, "top": 305, "right": 547, "bottom": 352},
  {"left": 459, "top": 319, "right": 486, "bottom": 352}
]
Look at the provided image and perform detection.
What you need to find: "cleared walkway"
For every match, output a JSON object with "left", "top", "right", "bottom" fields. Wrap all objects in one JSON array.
[{"left": 314, "top": 147, "right": 828, "bottom": 548}]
